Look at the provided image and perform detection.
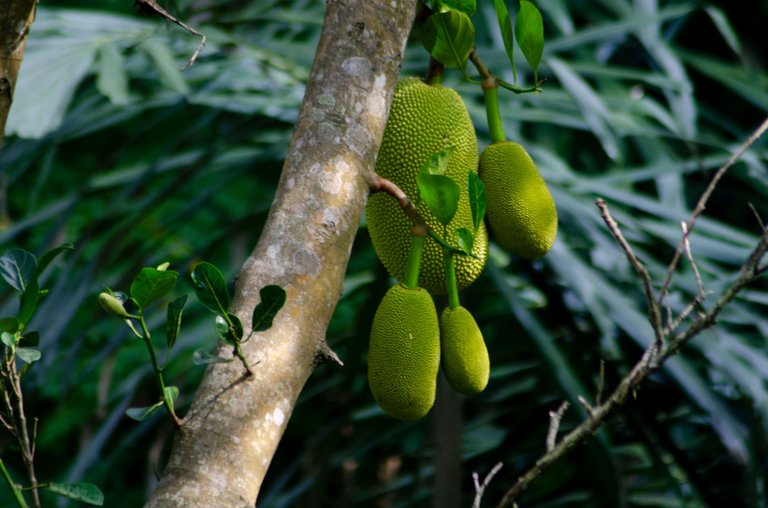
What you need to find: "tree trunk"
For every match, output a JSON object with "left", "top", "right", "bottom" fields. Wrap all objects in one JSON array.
[
  {"left": 145, "top": 1, "right": 418, "bottom": 506},
  {"left": 0, "top": 0, "right": 37, "bottom": 150}
]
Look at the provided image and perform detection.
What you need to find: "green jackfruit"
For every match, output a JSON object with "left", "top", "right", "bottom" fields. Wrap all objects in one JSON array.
[
  {"left": 479, "top": 141, "right": 557, "bottom": 259},
  {"left": 440, "top": 306, "right": 489, "bottom": 395},
  {"left": 368, "top": 284, "right": 440, "bottom": 420},
  {"left": 366, "top": 77, "right": 488, "bottom": 295}
]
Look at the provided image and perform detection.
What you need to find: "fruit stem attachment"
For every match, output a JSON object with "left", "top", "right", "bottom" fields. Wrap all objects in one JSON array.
[
  {"left": 444, "top": 251, "right": 460, "bottom": 309},
  {"left": 425, "top": 57, "right": 445, "bottom": 85},
  {"left": 482, "top": 82, "right": 506, "bottom": 144},
  {"left": 404, "top": 233, "right": 426, "bottom": 290}
]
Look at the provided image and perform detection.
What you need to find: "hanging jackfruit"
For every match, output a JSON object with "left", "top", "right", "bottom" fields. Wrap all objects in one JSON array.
[
  {"left": 440, "top": 306, "right": 489, "bottom": 395},
  {"left": 368, "top": 284, "right": 440, "bottom": 420},
  {"left": 479, "top": 141, "right": 557, "bottom": 259},
  {"left": 366, "top": 77, "right": 488, "bottom": 294}
]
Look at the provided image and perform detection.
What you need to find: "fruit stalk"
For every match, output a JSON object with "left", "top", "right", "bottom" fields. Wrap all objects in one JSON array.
[
  {"left": 482, "top": 80, "right": 506, "bottom": 144},
  {"left": 404, "top": 232, "right": 426, "bottom": 290},
  {"left": 444, "top": 251, "right": 460, "bottom": 309}
]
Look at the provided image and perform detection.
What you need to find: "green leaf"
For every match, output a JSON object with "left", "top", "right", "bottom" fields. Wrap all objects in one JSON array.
[
  {"left": 420, "top": 146, "right": 454, "bottom": 176},
  {"left": 515, "top": 0, "right": 544, "bottom": 76},
  {"left": 191, "top": 262, "right": 231, "bottom": 314},
  {"left": 417, "top": 173, "right": 461, "bottom": 226},
  {"left": 0, "top": 248, "right": 37, "bottom": 292},
  {"left": 6, "top": 37, "right": 97, "bottom": 138},
  {"left": 215, "top": 313, "right": 243, "bottom": 345},
  {"left": 440, "top": 0, "right": 476, "bottom": 16},
  {"left": 130, "top": 268, "right": 178, "bottom": 310},
  {"left": 0, "top": 317, "right": 20, "bottom": 334},
  {"left": 18, "top": 279, "right": 40, "bottom": 325},
  {"left": 36, "top": 243, "right": 74, "bottom": 276},
  {"left": 125, "top": 402, "right": 163, "bottom": 422},
  {"left": 46, "top": 482, "right": 104, "bottom": 506},
  {"left": 493, "top": 0, "right": 517, "bottom": 83},
  {"left": 456, "top": 228, "right": 475, "bottom": 255},
  {"left": 192, "top": 349, "right": 234, "bottom": 366},
  {"left": 140, "top": 39, "right": 190, "bottom": 94},
  {"left": 16, "top": 347, "right": 41, "bottom": 364},
  {"left": 1, "top": 332, "right": 15, "bottom": 348},
  {"left": 166, "top": 295, "right": 187, "bottom": 352},
  {"left": 164, "top": 386, "right": 179, "bottom": 402},
  {"left": 251, "top": 285, "right": 287, "bottom": 332},
  {"left": 467, "top": 171, "right": 486, "bottom": 232},
  {"left": 422, "top": 10, "right": 475, "bottom": 70},
  {"left": 96, "top": 42, "right": 130, "bottom": 105}
]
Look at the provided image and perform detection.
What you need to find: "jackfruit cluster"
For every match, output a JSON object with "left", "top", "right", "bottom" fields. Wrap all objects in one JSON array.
[
  {"left": 479, "top": 141, "right": 557, "bottom": 259},
  {"left": 367, "top": 284, "right": 491, "bottom": 420},
  {"left": 366, "top": 77, "right": 488, "bottom": 295},
  {"left": 367, "top": 284, "right": 440, "bottom": 420}
]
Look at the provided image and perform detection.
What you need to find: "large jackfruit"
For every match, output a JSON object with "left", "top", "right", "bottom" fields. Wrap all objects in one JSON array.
[
  {"left": 479, "top": 141, "right": 557, "bottom": 259},
  {"left": 440, "top": 306, "right": 489, "bottom": 395},
  {"left": 367, "top": 77, "right": 488, "bottom": 295},
  {"left": 368, "top": 284, "right": 440, "bottom": 420}
]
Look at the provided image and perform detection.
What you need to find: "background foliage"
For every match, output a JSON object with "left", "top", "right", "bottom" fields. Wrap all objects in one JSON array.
[{"left": 1, "top": 0, "right": 766, "bottom": 506}]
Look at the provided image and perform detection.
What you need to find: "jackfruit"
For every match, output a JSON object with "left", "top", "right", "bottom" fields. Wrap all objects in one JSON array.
[
  {"left": 440, "top": 306, "right": 489, "bottom": 395},
  {"left": 367, "top": 77, "right": 488, "bottom": 294},
  {"left": 368, "top": 284, "right": 440, "bottom": 420},
  {"left": 479, "top": 141, "right": 557, "bottom": 259}
]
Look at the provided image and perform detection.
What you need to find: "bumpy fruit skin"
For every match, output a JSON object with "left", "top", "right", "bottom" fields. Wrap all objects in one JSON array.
[
  {"left": 368, "top": 284, "right": 440, "bottom": 420},
  {"left": 479, "top": 141, "right": 557, "bottom": 259},
  {"left": 440, "top": 306, "right": 489, "bottom": 395},
  {"left": 366, "top": 77, "right": 488, "bottom": 295}
]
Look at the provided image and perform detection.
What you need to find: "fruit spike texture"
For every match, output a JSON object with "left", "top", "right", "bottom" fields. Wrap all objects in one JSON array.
[
  {"left": 368, "top": 284, "right": 440, "bottom": 421},
  {"left": 366, "top": 77, "right": 488, "bottom": 295},
  {"left": 479, "top": 141, "right": 557, "bottom": 259},
  {"left": 440, "top": 306, "right": 489, "bottom": 395}
]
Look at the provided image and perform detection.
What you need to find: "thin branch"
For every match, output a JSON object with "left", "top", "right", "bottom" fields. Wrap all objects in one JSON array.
[
  {"left": 473, "top": 462, "right": 503, "bottom": 508},
  {"left": 662, "top": 292, "right": 708, "bottom": 336},
  {"left": 546, "top": 401, "right": 570, "bottom": 452},
  {"left": 134, "top": 0, "right": 206, "bottom": 70},
  {"left": 369, "top": 175, "right": 466, "bottom": 255},
  {"left": 596, "top": 198, "right": 664, "bottom": 348},
  {"left": 659, "top": 116, "right": 768, "bottom": 304},
  {"left": 496, "top": 227, "right": 768, "bottom": 508},
  {"left": 681, "top": 221, "right": 705, "bottom": 296}
]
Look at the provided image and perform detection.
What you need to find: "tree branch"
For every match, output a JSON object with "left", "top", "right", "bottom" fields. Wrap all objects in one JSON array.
[
  {"left": 659, "top": 116, "right": 768, "bottom": 307},
  {"left": 145, "top": 1, "right": 419, "bottom": 506}
]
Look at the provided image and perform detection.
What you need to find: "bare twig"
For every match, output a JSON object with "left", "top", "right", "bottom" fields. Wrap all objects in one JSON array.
[
  {"left": 596, "top": 198, "right": 664, "bottom": 348},
  {"left": 546, "top": 401, "right": 570, "bottom": 452},
  {"left": 135, "top": 0, "right": 206, "bottom": 70},
  {"left": 473, "top": 462, "right": 503, "bottom": 508},
  {"left": 662, "top": 292, "right": 708, "bottom": 336},
  {"left": 496, "top": 227, "right": 768, "bottom": 508},
  {"left": 681, "top": 221, "right": 705, "bottom": 296},
  {"left": 659, "top": 116, "right": 768, "bottom": 305}
]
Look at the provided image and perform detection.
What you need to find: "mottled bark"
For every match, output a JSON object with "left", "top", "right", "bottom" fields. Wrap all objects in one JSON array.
[
  {"left": 0, "top": 0, "right": 36, "bottom": 150},
  {"left": 145, "top": 1, "right": 418, "bottom": 506}
]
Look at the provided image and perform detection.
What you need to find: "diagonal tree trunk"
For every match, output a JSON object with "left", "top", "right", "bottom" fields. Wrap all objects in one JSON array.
[
  {"left": 0, "top": 0, "right": 36, "bottom": 151},
  {"left": 146, "top": 1, "right": 418, "bottom": 506}
]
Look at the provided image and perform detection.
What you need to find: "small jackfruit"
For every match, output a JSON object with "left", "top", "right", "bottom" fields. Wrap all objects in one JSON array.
[
  {"left": 367, "top": 77, "right": 488, "bottom": 294},
  {"left": 479, "top": 141, "right": 557, "bottom": 259},
  {"left": 440, "top": 306, "right": 489, "bottom": 395},
  {"left": 368, "top": 284, "right": 440, "bottom": 420}
]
